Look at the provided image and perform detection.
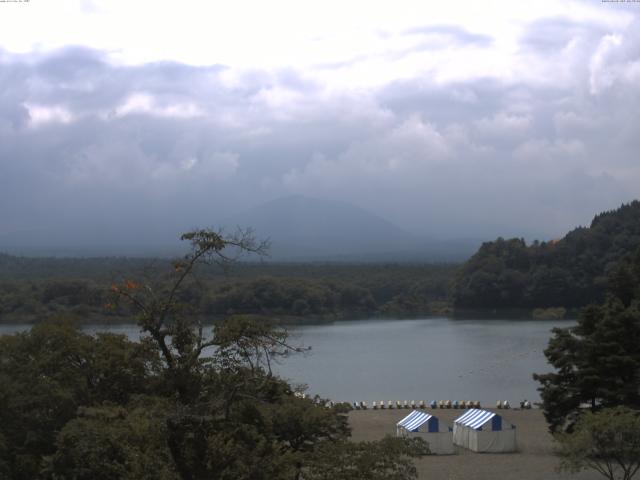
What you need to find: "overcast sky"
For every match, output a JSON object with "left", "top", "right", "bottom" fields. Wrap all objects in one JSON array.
[{"left": 1, "top": 0, "right": 639, "bottom": 246}]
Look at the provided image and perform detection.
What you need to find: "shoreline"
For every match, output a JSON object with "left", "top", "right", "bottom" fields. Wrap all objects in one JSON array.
[{"left": 0, "top": 312, "right": 580, "bottom": 327}]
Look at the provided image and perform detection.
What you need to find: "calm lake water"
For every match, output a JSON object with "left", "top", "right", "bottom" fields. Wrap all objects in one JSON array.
[{"left": 0, "top": 318, "right": 571, "bottom": 404}]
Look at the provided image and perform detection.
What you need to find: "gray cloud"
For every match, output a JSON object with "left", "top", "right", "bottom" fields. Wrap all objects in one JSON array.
[
  {"left": 0, "top": 15, "right": 639, "bottom": 251},
  {"left": 315, "top": 24, "right": 493, "bottom": 71},
  {"left": 403, "top": 25, "right": 494, "bottom": 47},
  {"left": 519, "top": 17, "right": 605, "bottom": 53}
]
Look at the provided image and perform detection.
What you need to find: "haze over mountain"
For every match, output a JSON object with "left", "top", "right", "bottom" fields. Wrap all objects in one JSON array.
[
  {"left": 0, "top": 195, "right": 480, "bottom": 260},
  {"left": 222, "top": 195, "right": 479, "bottom": 261}
]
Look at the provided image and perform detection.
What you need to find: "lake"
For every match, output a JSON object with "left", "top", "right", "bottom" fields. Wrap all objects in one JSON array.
[{"left": 0, "top": 318, "right": 570, "bottom": 405}]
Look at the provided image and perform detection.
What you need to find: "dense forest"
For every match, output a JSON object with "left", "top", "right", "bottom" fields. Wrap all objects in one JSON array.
[
  {"left": 0, "top": 257, "right": 455, "bottom": 324},
  {"left": 534, "top": 246, "right": 640, "bottom": 432},
  {"left": 3, "top": 201, "right": 640, "bottom": 324},
  {"left": 0, "top": 231, "right": 427, "bottom": 479},
  {"left": 452, "top": 201, "right": 640, "bottom": 313}
]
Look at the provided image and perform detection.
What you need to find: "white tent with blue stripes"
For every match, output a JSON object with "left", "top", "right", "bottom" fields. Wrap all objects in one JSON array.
[
  {"left": 396, "top": 410, "right": 454, "bottom": 455},
  {"left": 453, "top": 409, "right": 516, "bottom": 453}
]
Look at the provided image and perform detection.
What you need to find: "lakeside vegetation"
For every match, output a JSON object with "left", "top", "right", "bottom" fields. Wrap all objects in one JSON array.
[
  {"left": 0, "top": 258, "right": 455, "bottom": 324},
  {"left": 452, "top": 201, "right": 640, "bottom": 314},
  {"left": 0, "top": 229, "right": 429, "bottom": 480},
  {"left": 531, "top": 245, "right": 640, "bottom": 479},
  {"left": 1, "top": 203, "right": 640, "bottom": 478},
  {"left": 534, "top": 246, "right": 640, "bottom": 431},
  {"left": 2, "top": 202, "right": 640, "bottom": 325}
]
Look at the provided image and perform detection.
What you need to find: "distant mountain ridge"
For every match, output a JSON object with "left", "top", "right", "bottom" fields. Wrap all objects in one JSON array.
[
  {"left": 222, "top": 195, "right": 477, "bottom": 261},
  {"left": 223, "top": 195, "right": 415, "bottom": 255},
  {"left": 452, "top": 200, "right": 640, "bottom": 310},
  {"left": 0, "top": 195, "right": 480, "bottom": 261}
]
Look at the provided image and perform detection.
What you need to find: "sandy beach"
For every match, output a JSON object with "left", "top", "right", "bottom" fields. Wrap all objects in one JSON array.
[{"left": 349, "top": 408, "right": 601, "bottom": 480}]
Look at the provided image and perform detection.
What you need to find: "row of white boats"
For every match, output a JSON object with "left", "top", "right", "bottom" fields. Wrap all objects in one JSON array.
[{"left": 343, "top": 399, "right": 533, "bottom": 410}]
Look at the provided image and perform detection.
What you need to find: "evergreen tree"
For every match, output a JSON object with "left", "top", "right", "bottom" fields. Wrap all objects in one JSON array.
[
  {"left": 534, "top": 249, "right": 640, "bottom": 432},
  {"left": 453, "top": 201, "right": 640, "bottom": 311}
]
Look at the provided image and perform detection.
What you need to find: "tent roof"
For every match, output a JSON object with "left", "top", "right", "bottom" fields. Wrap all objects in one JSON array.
[
  {"left": 454, "top": 409, "right": 496, "bottom": 430},
  {"left": 397, "top": 410, "right": 433, "bottom": 432}
]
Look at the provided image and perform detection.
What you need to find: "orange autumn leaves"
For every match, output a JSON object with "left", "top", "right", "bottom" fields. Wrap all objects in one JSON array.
[
  {"left": 105, "top": 280, "right": 141, "bottom": 310},
  {"left": 110, "top": 280, "right": 140, "bottom": 292}
]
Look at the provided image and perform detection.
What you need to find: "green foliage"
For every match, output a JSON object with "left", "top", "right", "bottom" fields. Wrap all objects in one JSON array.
[
  {"left": 0, "top": 432, "right": 10, "bottom": 479},
  {"left": 204, "top": 277, "right": 376, "bottom": 319},
  {"left": 534, "top": 248, "right": 640, "bottom": 432},
  {"left": 45, "top": 401, "right": 178, "bottom": 480},
  {"left": 0, "top": 259, "right": 456, "bottom": 324},
  {"left": 453, "top": 201, "right": 640, "bottom": 310},
  {"left": 555, "top": 407, "right": 640, "bottom": 480},
  {"left": 0, "top": 229, "right": 426, "bottom": 479},
  {"left": 0, "top": 321, "right": 159, "bottom": 479},
  {"left": 304, "top": 436, "right": 428, "bottom": 480}
]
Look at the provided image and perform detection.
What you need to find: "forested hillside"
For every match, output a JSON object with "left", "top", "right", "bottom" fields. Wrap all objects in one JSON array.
[
  {"left": 452, "top": 201, "right": 640, "bottom": 311},
  {"left": 4, "top": 201, "right": 638, "bottom": 323},
  {"left": 0, "top": 258, "right": 455, "bottom": 324}
]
